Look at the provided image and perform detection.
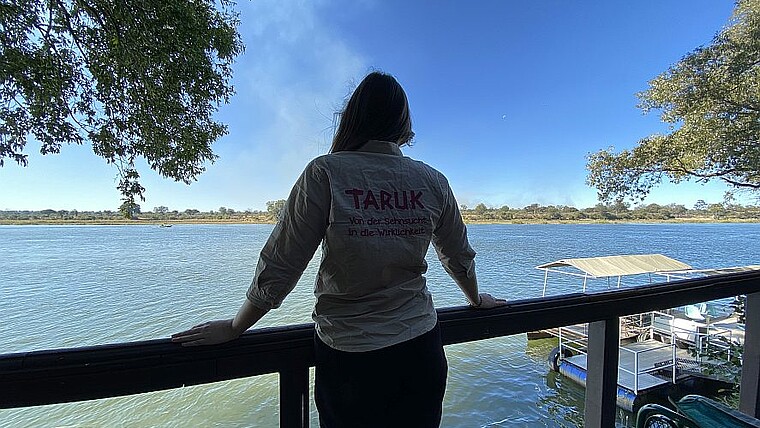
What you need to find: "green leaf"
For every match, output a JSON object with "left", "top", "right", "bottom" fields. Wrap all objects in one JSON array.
[
  {"left": 587, "top": 0, "right": 760, "bottom": 203},
  {"left": 0, "top": 0, "right": 244, "bottom": 202}
]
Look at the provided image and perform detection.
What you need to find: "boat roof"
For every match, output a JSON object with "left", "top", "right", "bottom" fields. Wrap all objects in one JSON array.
[
  {"left": 678, "top": 265, "right": 760, "bottom": 276},
  {"left": 536, "top": 254, "right": 692, "bottom": 278}
]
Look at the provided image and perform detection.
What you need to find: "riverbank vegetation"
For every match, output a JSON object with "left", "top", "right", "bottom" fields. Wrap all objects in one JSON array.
[
  {"left": 460, "top": 201, "right": 760, "bottom": 223},
  {"left": 3, "top": 199, "right": 759, "bottom": 225}
]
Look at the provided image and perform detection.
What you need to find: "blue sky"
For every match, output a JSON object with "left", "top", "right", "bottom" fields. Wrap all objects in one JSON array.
[{"left": 0, "top": 1, "right": 746, "bottom": 212}]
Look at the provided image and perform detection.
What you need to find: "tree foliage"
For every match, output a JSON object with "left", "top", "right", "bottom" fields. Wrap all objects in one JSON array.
[
  {"left": 118, "top": 200, "right": 140, "bottom": 219},
  {"left": 266, "top": 199, "right": 286, "bottom": 219},
  {"left": 0, "top": 0, "right": 244, "bottom": 206},
  {"left": 587, "top": 0, "right": 760, "bottom": 202}
]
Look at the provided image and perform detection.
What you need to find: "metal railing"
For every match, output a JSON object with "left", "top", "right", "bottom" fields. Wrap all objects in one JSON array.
[
  {"left": 618, "top": 342, "right": 678, "bottom": 393},
  {"left": 2, "top": 270, "right": 760, "bottom": 428},
  {"left": 554, "top": 308, "right": 739, "bottom": 395}
]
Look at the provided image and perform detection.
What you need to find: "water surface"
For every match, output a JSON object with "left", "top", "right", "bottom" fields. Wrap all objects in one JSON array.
[{"left": 1, "top": 223, "right": 758, "bottom": 427}]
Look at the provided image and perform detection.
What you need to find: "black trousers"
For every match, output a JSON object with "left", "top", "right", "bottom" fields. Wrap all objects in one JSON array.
[{"left": 314, "top": 324, "right": 448, "bottom": 428}]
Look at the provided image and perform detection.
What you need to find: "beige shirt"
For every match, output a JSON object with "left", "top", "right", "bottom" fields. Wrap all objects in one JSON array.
[{"left": 247, "top": 140, "right": 477, "bottom": 352}]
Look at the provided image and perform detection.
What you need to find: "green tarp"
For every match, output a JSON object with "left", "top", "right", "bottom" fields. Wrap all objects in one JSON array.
[{"left": 676, "top": 395, "right": 760, "bottom": 428}]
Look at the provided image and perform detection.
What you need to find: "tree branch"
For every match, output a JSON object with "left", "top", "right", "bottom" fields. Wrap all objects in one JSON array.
[
  {"left": 720, "top": 177, "right": 760, "bottom": 189},
  {"left": 27, "top": 15, "right": 92, "bottom": 144},
  {"left": 52, "top": 0, "right": 90, "bottom": 68},
  {"left": 44, "top": 0, "right": 55, "bottom": 42},
  {"left": 716, "top": 95, "right": 760, "bottom": 114}
]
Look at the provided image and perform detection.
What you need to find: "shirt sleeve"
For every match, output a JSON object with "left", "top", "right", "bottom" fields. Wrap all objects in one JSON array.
[
  {"left": 246, "top": 161, "right": 330, "bottom": 310},
  {"left": 431, "top": 176, "right": 477, "bottom": 290}
]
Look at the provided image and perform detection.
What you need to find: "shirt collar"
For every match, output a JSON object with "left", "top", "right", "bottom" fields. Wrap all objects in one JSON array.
[{"left": 357, "top": 140, "right": 402, "bottom": 156}]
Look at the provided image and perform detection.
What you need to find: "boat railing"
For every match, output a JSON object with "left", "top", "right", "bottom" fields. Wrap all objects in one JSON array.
[
  {"left": 555, "top": 313, "right": 652, "bottom": 353},
  {"left": 558, "top": 322, "right": 680, "bottom": 395},
  {"left": 619, "top": 342, "right": 678, "bottom": 394},
  {"left": 651, "top": 310, "right": 677, "bottom": 344},
  {"left": 653, "top": 310, "right": 739, "bottom": 356},
  {"left": 2, "top": 270, "right": 760, "bottom": 428},
  {"left": 622, "top": 312, "right": 665, "bottom": 340},
  {"left": 700, "top": 325, "right": 736, "bottom": 353},
  {"left": 558, "top": 326, "right": 589, "bottom": 357}
]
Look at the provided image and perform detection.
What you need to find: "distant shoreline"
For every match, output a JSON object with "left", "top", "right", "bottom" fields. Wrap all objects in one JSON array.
[
  {"left": 0, "top": 218, "right": 274, "bottom": 226},
  {"left": 4, "top": 202, "right": 758, "bottom": 225},
  {"left": 2, "top": 218, "right": 759, "bottom": 226}
]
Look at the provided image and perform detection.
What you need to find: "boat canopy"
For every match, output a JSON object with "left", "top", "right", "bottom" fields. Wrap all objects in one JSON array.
[
  {"left": 536, "top": 254, "right": 692, "bottom": 278},
  {"left": 687, "top": 265, "right": 760, "bottom": 275}
]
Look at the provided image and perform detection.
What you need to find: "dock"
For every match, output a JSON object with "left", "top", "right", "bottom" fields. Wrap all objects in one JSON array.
[
  {"left": 557, "top": 339, "right": 703, "bottom": 411},
  {"left": 563, "top": 340, "right": 691, "bottom": 392}
]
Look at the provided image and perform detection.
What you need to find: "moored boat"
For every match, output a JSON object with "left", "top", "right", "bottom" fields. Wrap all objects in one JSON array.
[{"left": 530, "top": 254, "right": 758, "bottom": 412}]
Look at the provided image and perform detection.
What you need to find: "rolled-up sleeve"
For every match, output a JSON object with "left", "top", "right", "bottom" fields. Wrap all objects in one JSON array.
[
  {"left": 431, "top": 177, "right": 477, "bottom": 289},
  {"left": 247, "top": 161, "right": 330, "bottom": 310}
]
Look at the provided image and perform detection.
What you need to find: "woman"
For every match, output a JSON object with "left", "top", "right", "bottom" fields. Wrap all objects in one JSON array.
[{"left": 172, "top": 71, "right": 506, "bottom": 428}]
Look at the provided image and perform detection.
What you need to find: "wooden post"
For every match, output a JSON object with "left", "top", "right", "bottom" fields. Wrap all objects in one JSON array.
[
  {"left": 740, "top": 292, "right": 760, "bottom": 419},
  {"left": 280, "top": 367, "right": 310, "bottom": 428},
  {"left": 585, "top": 317, "right": 620, "bottom": 428}
]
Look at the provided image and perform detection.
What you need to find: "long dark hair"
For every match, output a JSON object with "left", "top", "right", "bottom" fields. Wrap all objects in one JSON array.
[{"left": 330, "top": 72, "right": 414, "bottom": 153}]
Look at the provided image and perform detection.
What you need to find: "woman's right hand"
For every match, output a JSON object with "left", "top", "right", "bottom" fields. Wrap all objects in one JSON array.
[
  {"left": 171, "top": 319, "right": 241, "bottom": 347},
  {"left": 472, "top": 293, "right": 508, "bottom": 309}
]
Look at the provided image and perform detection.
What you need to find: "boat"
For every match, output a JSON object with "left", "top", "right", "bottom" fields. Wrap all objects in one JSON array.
[
  {"left": 637, "top": 394, "right": 760, "bottom": 427},
  {"left": 530, "top": 254, "right": 758, "bottom": 413}
]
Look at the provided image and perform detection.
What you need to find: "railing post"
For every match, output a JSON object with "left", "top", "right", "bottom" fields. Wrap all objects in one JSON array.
[
  {"left": 633, "top": 350, "right": 639, "bottom": 394},
  {"left": 672, "top": 341, "right": 677, "bottom": 384},
  {"left": 740, "top": 292, "right": 760, "bottom": 419},
  {"left": 280, "top": 367, "right": 310, "bottom": 428},
  {"left": 585, "top": 317, "right": 620, "bottom": 428}
]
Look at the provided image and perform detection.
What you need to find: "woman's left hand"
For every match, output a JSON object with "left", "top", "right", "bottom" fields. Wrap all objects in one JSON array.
[
  {"left": 473, "top": 293, "right": 508, "bottom": 309},
  {"left": 171, "top": 319, "right": 240, "bottom": 346}
]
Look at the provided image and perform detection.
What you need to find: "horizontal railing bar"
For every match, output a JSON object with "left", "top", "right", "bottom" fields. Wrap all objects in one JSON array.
[
  {"left": 440, "top": 270, "right": 760, "bottom": 344},
  {"left": 1, "top": 270, "right": 759, "bottom": 409}
]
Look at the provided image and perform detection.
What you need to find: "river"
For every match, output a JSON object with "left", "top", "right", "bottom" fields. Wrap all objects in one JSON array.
[{"left": 1, "top": 223, "right": 758, "bottom": 427}]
